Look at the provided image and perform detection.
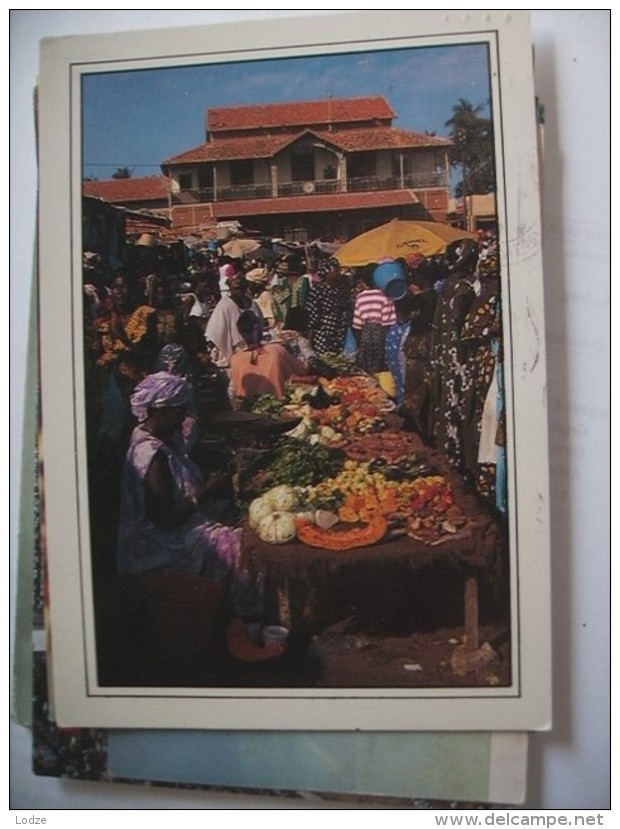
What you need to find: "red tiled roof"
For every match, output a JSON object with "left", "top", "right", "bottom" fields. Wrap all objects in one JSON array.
[
  {"left": 83, "top": 176, "right": 172, "bottom": 203},
  {"left": 207, "top": 96, "right": 395, "bottom": 132},
  {"left": 319, "top": 127, "right": 451, "bottom": 151},
  {"left": 171, "top": 191, "right": 422, "bottom": 227},
  {"left": 162, "top": 136, "right": 292, "bottom": 165},
  {"left": 162, "top": 128, "right": 450, "bottom": 167}
]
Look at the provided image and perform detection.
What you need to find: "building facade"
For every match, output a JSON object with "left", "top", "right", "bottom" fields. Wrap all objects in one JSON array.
[{"left": 161, "top": 96, "right": 453, "bottom": 242}]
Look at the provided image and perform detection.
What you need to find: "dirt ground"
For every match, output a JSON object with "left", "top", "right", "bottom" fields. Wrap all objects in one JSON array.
[{"left": 303, "top": 621, "right": 510, "bottom": 689}]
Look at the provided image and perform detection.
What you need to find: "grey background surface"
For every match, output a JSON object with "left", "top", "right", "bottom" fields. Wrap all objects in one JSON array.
[{"left": 9, "top": 9, "right": 611, "bottom": 810}]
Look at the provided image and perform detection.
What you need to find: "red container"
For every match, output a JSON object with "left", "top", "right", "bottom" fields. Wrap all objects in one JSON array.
[{"left": 142, "top": 572, "right": 223, "bottom": 665}]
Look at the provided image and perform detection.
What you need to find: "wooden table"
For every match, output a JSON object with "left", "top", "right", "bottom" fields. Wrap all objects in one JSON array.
[
  {"left": 238, "top": 413, "right": 506, "bottom": 672},
  {"left": 241, "top": 510, "right": 503, "bottom": 659}
]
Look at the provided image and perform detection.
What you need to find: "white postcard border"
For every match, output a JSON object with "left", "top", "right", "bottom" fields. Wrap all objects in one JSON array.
[{"left": 38, "top": 10, "right": 551, "bottom": 731}]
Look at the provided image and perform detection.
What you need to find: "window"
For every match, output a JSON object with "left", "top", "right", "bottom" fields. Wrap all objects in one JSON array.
[
  {"left": 348, "top": 151, "right": 376, "bottom": 179},
  {"left": 291, "top": 150, "right": 315, "bottom": 182},
  {"left": 197, "top": 166, "right": 213, "bottom": 189},
  {"left": 229, "top": 160, "right": 253, "bottom": 186},
  {"left": 178, "top": 172, "right": 193, "bottom": 190}
]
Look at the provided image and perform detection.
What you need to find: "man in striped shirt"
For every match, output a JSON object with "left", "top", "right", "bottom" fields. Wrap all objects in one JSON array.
[{"left": 352, "top": 265, "right": 397, "bottom": 374}]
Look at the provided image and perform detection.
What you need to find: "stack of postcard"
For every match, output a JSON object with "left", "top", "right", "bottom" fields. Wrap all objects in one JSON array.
[{"left": 16, "top": 9, "right": 550, "bottom": 808}]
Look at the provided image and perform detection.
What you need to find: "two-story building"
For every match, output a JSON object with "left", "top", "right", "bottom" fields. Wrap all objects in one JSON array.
[{"left": 161, "top": 96, "right": 452, "bottom": 242}]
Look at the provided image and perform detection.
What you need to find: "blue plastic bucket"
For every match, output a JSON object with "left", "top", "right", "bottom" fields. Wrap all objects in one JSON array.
[{"left": 373, "top": 261, "right": 407, "bottom": 300}]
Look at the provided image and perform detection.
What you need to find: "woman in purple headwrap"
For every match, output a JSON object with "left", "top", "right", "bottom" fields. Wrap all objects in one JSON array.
[{"left": 116, "top": 371, "right": 282, "bottom": 662}]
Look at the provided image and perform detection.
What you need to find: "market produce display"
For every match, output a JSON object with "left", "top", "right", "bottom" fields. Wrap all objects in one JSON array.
[
  {"left": 308, "top": 375, "right": 392, "bottom": 435},
  {"left": 319, "top": 374, "right": 393, "bottom": 408},
  {"left": 240, "top": 375, "right": 480, "bottom": 550},
  {"left": 249, "top": 439, "right": 344, "bottom": 493},
  {"left": 246, "top": 374, "right": 393, "bottom": 442}
]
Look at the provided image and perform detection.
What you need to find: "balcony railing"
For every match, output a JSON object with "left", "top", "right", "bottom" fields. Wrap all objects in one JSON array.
[
  {"left": 173, "top": 171, "right": 446, "bottom": 205},
  {"left": 347, "top": 171, "right": 445, "bottom": 191},
  {"left": 277, "top": 180, "right": 340, "bottom": 196}
]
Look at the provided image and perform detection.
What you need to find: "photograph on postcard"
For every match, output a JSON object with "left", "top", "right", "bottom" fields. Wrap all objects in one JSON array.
[{"left": 37, "top": 11, "right": 551, "bottom": 730}]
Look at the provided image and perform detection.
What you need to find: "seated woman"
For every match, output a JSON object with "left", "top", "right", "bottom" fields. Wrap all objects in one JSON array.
[
  {"left": 116, "top": 371, "right": 282, "bottom": 662},
  {"left": 229, "top": 310, "right": 312, "bottom": 401}
]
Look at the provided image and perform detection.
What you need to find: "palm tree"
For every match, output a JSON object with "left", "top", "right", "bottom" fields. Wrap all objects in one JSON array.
[
  {"left": 111, "top": 166, "right": 132, "bottom": 179},
  {"left": 445, "top": 99, "right": 495, "bottom": 197}
]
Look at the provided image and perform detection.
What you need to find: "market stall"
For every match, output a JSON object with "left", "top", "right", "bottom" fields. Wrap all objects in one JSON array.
[
  {"left": 232, "top": 373, "right": 506, "bottom": 674},
  {"left": 242, "top": 449, "right": 502, "bottom": 655}
]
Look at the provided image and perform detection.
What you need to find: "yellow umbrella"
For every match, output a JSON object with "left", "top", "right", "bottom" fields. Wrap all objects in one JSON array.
[{"left": 334, "top": 219, "right": 478, "bottom": 267}]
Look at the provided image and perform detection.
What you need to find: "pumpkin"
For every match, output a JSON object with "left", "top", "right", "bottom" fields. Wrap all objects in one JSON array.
[
  {"left": 257, "top": 511, "right": 297, "bottom": 544},
  {"left": 297, "top": 515, "right": 388, "bottom": 551},
  {"left": 248, "top": 496, "right": 274, "bottom": 531},
  {"left": 262, "top": 484, "right": 300, "bottom": 513}
]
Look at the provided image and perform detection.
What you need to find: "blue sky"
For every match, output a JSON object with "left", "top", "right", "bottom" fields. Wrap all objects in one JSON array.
[{"left": 82, "top": 42, "right": 492, "bottom": 181}]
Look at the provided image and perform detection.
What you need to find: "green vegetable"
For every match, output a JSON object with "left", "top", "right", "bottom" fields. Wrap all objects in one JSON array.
[
  {"left": 252, "top": 438, "right": 345, "bottom": 492},
  {"left": 243, "top": 394, "right": 285, "bottom": 416}
]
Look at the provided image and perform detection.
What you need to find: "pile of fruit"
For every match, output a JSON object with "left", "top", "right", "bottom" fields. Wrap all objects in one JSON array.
[
  {"left": 303, "top": 459, "right": 471, "bottom": 546},
  {"left": 320, "top": 375, "right": 392, "bottom": 410},
  {"left": 305, "top": 460, "right": 452, "bottom": 521},
  {"left": 308, "top": 376, "right": 391, "bottom": 436},
  {"left": 247, "top": 457, "right": 472, "bottom": 549},
  {"left": 310, "top": 404, "right": 386, "bottom": 436}
]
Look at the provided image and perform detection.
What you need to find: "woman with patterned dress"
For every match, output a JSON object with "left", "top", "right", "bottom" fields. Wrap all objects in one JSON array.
[
  {"left": 460, "top": 252, "right": 503, "bottom": 505},
  {"left": 306, "top": 258, "right": 353, "bottom": 356},
  {"left": 428, "top": 251, "right": 477, "bottom": 473}
]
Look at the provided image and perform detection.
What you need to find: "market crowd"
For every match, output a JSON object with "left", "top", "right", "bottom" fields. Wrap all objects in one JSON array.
[{"left": 82, "top": 229, "right": 504, "bottom": 661}]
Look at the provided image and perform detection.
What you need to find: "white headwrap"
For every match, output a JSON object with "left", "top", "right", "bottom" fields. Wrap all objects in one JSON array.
[{"left": 130, "top": 371, "right": 191, "bottom": 423}]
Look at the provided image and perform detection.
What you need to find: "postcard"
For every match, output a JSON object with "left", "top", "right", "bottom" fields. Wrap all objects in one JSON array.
[
  {"left": 37, "top": 10, "right": 551, "bottom": 730},
  {"left": 105, "top": 729, "right": 527, "bottom": 805},
  {"left": 13, "top": 268, "right": 528, "bottom": 803}
]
